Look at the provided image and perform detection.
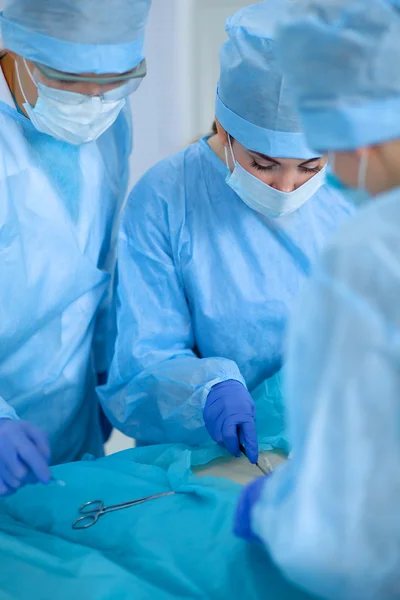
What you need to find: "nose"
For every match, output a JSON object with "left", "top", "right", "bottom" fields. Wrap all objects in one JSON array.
[
  {"left": 91, "top": 85, "right": 103, "bottom": 97},
  {"left": 270, "top": 171, "right": 297, "bottom": 193},
  {"left": 85, "top": 82, "right": 109, "bottom": 97}
]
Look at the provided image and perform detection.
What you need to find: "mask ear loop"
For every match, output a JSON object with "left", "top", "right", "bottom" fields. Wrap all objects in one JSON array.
[
  {"left": 14, "top": 59, "right": 30, "bottom": 106},
  {"left": 224, "top": 144, "right": 230, "bottom": 170},
  {"left": 15, "top": 59, "right": 37, "bottom": 108},
  {"left": 224, "top": 134, "right": 236, "bottom": 171},
  {"left": 23, "top": 59, "right": 38, "bottom": 88},
  {"left": 358, "top": 152, "right": 369, "bottom": 191}
]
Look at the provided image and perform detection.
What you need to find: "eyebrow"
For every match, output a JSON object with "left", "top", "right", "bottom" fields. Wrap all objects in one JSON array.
[
  {"left": 248, "top": 150, "right": 321, "bottom": 165},
  {"left": 248, "top": 151, "right": 280, "bottom": 165},
  {"left": 299, "top": 157, "right": 321, "bottom": 165}
]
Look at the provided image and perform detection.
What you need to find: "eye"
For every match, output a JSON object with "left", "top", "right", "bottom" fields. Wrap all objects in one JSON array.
[
  {"left": 299, "top": 165, "right": 322, "bottom": 174},
  {"left": 251, "top": 160, "right": 276, "bottom": 172}
]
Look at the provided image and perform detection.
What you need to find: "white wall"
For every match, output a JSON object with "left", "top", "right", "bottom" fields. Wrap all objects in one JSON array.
[
  {"left": 128, "top": 0, "right": 195, "bottom": 186},
  {"left": 129, "top": 0, "right": 258, "bottom": 189}
]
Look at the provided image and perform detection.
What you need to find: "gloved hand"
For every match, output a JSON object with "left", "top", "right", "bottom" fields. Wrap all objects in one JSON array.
[
  {"left": 204, "top": 379, "right": 258, "bottom": 463},
  {"left": 233, "top": 475, "right": 267, "bottom": 543},
  {"left": 0, "top": 419, "right": 51, "bottom": 496}
]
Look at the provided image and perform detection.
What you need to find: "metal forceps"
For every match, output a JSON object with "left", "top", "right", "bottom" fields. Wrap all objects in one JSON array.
[{"left": 72, "top": 491, "right": 175, "bottom": 530}]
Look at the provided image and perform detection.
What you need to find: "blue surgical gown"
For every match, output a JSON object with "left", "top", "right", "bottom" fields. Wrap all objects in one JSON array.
[
  {"left": 100, "top": 137, "right": 352, "bottom": 446},
  {"left": 0, "top": 85, "right": 131, "bottom": 464},
  {"left": 251, "top": 187, "right": 400, "bottom": 600}
]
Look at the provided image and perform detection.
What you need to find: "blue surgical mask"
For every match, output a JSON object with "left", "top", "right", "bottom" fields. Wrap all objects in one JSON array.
[
  {"left": 327, "top": 153, "right": 371, "bottom": 207},
  {"left": 224, "top": 138, "right": 326, "bottom": 218},
  {"left": 16, "top": 59, "right": 126, "bottom": 145}
]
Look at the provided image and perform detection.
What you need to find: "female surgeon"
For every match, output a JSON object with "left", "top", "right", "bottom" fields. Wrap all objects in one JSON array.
[
  {"left": 234, "top": 1, "right": 400, "bottom": 599},
  {"left": 100, "top": 0, "right": 352, "bottom": 462}
]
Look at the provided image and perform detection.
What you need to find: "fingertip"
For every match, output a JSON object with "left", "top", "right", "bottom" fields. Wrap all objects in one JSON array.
[
  {"left": 6, "top": 476, "right": 21, "bottom": 490},
  {"left": 246, "top": 447, "right": 259, "bottom": 464},
  {"left": 12, "top": 459, "right": 29, "bottom": 480},
  {"left": 39, "top": 468, "right": 52, "bottom": 485},
  {"left": 0, "top": 481, "right": 12, "bottom": 496},
  {"left": 248, "top": 451, "right": 259, "bottom": 465},
  {"left": 241, "top": 423, "right": 258, "bottom": 464}
]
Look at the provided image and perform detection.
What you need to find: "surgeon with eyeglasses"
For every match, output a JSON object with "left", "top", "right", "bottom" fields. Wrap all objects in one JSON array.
[
  {"left": 0, "top": 0, "right": 151, "bottom": 496},
  {"left": 100, "top": 0, "right": 353, "bottom": 461}
]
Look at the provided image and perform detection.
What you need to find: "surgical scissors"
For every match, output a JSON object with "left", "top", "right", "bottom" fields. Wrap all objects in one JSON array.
[{"left": 72, "top": 491, "right": 175, "bottom": 530}]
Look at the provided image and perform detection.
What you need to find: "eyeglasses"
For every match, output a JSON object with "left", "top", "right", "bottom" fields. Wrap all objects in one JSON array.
[
  {"left": 34, "top": 58, "right": 147, "bottom": 85},
  {"left": 30, "top": 59, "right": 147, "bottom": 102}
]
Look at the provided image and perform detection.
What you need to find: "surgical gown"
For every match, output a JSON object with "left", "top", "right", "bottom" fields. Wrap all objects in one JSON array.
[
  {"left": 100, "top": 137, "right": 352, "bottom": 445},
  {"left": 251, "top": 186, "right": 400, "bottom": 600},
  {"left": 0, "top": 70, "right": 131, "bottom": 464}
]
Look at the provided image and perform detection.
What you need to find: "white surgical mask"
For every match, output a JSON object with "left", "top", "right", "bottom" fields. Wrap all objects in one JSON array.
[
  {"left": 16, "top": 59, "right": 126, "bottom": 145},
  {"left": 224, "top": 138, "right": 326, "bottom": 218}
]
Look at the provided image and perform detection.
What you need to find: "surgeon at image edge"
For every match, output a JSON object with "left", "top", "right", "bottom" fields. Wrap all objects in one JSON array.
[
  {"left": 234, "top": 1, "right": 400, "bottom": 599},
  {"left": 0, "top": 0, "right": 151, "bottom": 496},
  {"left": 99, "top": 0, "right": 352, "bottom": 461}
]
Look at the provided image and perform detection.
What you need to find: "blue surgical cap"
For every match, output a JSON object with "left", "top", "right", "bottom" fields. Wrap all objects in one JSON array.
[
  {"left": 0, "top": 0, "right": 151, "bottom": 74},
  {"left": 276, "top": 0, "right": 400, "bottom": 152},
  {"left": 215, "top": 0, "right": 316, "bottom": 159}
]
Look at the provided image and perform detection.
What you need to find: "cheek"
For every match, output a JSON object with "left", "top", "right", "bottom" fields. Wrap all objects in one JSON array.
[
  {"left": 334, "top": 152, "right": 359, "bottom": 187},
  {"left": 297, "top": 171, "right": 316, "bottom": 185},
  {"left": 248, "top": 169, "right": 275, "bottom": 185}
]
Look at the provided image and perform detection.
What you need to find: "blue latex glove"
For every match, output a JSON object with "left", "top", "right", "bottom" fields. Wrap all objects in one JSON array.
[
  {"left": 0, "top": 419, "right": 51, "bottom": 496},
  {"left": 233, "top": 475, "right": 267, "bottom": 542},
  {"left": 204, "top": 379, "right": 258, "bottom": 463}
]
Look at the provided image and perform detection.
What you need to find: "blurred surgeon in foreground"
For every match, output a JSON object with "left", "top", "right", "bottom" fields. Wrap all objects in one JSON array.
[
  {"left": 0, "top": 0, "right": 151, "bottom": 496},
  {"left": 100, "top": 0, "right": 351, "bottom": 462},
  {"left": 234, "top": 1, "right": 400, "bottom": 599}
]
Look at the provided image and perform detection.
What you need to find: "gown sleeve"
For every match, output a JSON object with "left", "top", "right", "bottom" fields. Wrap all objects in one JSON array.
[{"left": 99, "top": 166, "right": 244, "bottom": 445}]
